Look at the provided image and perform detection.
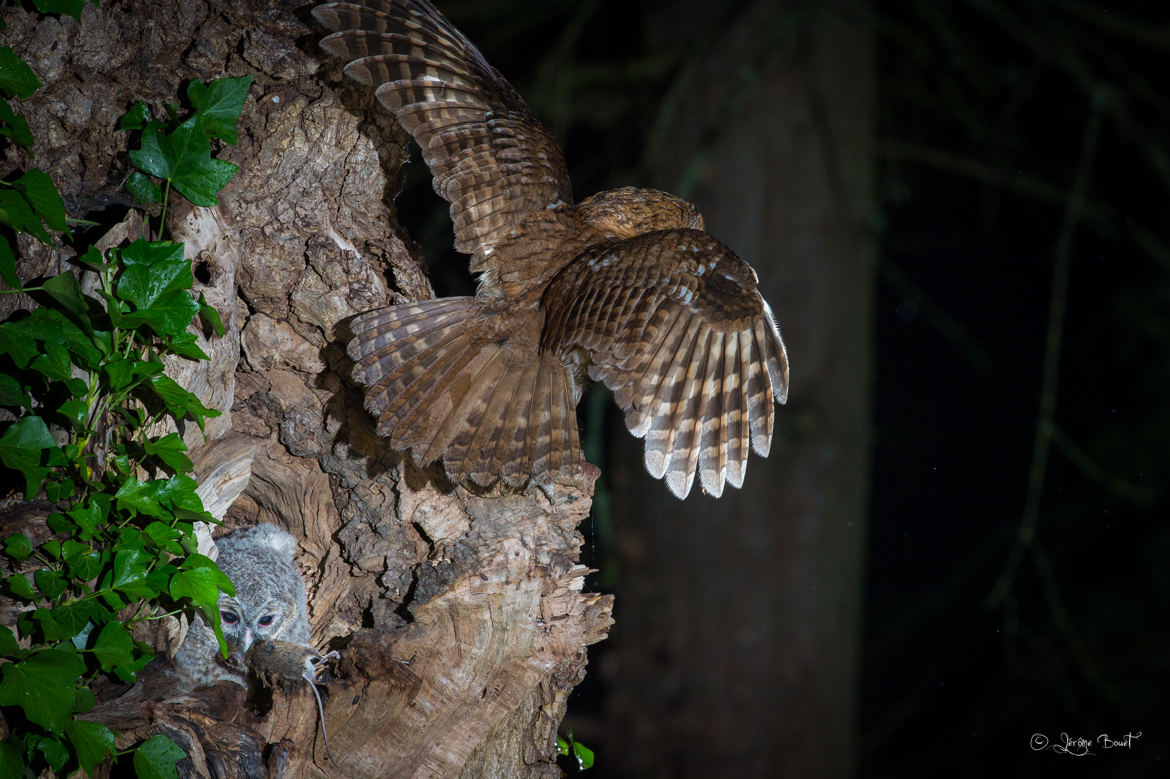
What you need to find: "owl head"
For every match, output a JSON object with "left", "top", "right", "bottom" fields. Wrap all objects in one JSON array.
[
  {"left": 213, "top": 524, "right": 310, "bottom": 657},
  {"left": 577, "top": 186, "right": 705, "bottom": 238}
]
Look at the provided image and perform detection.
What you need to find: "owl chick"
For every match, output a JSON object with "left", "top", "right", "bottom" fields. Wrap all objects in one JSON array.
[{"left": 171, "top": 524, "right": 310, "bottom": 691}]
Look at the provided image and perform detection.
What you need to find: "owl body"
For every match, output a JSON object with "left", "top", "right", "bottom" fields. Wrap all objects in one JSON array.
[
  {"left": 171, "top": 524, "right": 310, "bottom": 690},
  {"left": 317, "top": 0, "right": 789, "bottom": 498}
]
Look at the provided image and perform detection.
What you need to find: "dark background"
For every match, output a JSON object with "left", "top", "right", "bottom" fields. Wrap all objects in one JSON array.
[{"left": 396, "top": 1, "right": 1169, "bottom": 776}]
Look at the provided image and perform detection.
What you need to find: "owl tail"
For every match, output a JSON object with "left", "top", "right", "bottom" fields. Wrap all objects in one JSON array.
[{"left": 348, "top": 298, "right": 582, "bottom": 488}]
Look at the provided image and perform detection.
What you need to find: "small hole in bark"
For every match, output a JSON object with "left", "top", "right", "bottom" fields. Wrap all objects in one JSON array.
[{"left": 194, "top": 259, "right": 212, "bottom": 284}]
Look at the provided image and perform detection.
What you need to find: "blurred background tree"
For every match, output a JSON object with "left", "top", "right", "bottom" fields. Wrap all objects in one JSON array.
[{"left": 400, "top": 0, "right": 1168, "bottom": 776}]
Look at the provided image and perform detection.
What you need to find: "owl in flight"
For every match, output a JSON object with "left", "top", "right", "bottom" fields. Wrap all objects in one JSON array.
[{"left": 314, "top": 0, "right": 788, "bottom": 499}]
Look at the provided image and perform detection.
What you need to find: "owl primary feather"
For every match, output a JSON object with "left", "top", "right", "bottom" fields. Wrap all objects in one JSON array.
[{"left": 315, "top": 0, "right": 789, "bottom": 498}]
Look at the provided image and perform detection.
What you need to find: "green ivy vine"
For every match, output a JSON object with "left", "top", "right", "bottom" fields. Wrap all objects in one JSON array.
[{"left": 0, "top": 7, "right": 253, "bottom": 774}]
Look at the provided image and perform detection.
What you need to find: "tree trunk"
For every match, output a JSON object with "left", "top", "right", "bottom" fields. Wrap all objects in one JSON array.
[
  {"left": 599, "top": 1, "right": 873, "bottom": 777},
  {"left": 2, "top": 1, "right": 611, "bottom": 776}
]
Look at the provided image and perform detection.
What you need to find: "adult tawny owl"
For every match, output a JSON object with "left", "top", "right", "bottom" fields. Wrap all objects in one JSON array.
[
  {"left": 314, "top": 0, "right": 789, "bottom": 499},
  {"left": 171, "top": 524, "right": 311, "bottom": 690}
]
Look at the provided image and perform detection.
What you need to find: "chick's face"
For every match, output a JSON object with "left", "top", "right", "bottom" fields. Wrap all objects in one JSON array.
[{"left": 217, "top": 595, "right": 292, "bottom": 655}]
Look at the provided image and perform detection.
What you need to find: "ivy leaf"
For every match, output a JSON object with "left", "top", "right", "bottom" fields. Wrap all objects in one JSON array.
[
  {"left": 29, "top": 340, "right": 72, "bottom": 381},
  {"left": 115, "top": 479, "right": 171, "bottom": 520},
  {"left": 572, "top": 739, "right": 595, "bottom": 769},
  {"left": 127, "top": 119, "right": 176, "bottom": 180},
  {"left": 72, "top": 684, "right": 95, "bottom": 714},
  {"left": 143, "top": 522, "right": 185, "bottom": 556},
  {"left": 4, "top": 533, "right": 32, "bottom": 560},
  {"left": 69, "top": 615, "right": 94, "bottom": 651},
  {"left": 170, "top": 554, "right": 231, "bottom": 650},
  {"left": 170, "top": 553, "right": 232, "bottom": 606},
  {"left": 172, "top": 555, "right": 232, "bottom": 656},
  {"left": 198, "top": 293, "right": 224, "bottom": 336},
  {"left": 98, "top": 589, "right": 126, "bottom": 611},
  {"left": 33, "top": 568, "right": 67, "bottom": 601},
  {"left": 148, "top": 374, "right": 220, "bottom": 429},
  {"left": 0, "top": 625, "right": 19, "bottom": 656},
  {"left": 0, "top": 46, "right": 41, "bottom": 99},
  {"left": 120, "top": 290, "right": 201, "bottom": 339},
  {"left": 0, "top": 741, "right": 22, "bottom": 778},
  {"left": 0, "top": 372, "right": 29, "bottom": 408},
  {"left": 0, "top": 648, "right": 87, "bottom": 732},
  {"left": 0, "top": 315, "right": 39, "bottom": 367},
  {"left": 117, "top": 239, "right": 190, "bottom": 311},
  {"left": 0, "top": 97, "right": 33, "bottom": 149},
  {"left": 64, "top": 719, "right": 116, "bottom": 777},
  {"left": 93, "top": 622, "right": 135, "bottom": 672},
  {"left": 44, "top": 476, "right": 75, "bottom": 502},
  {"left": 186, "top": 75, "right": 252, "bottom": 144},
  {"left": 158, "top": 474, "right": 206, "bottom": 515},
  {"left": 64, "top": 542, "right": 103, "bottom": 582},
  {"left": 144, "top": 432, "right": 193, "bottom": 473},
  {"left": 174, "top": 151, "right": 238, "bottom": 207},
  {"left": 31, "top": 0, "right": 86, "bottom": 22},
  {"left": 6, "top": 573, "right": 36, "bottom": 600},
  {"left": 67, "top": 496, "right": 108, "bottom": 541},
  {"left": 163, "top": 330, "right": 210, "bottom": 360},
  {"left": 102, "top": 356, "right": 142, "bottom": 393},
  {"left": 0, "top": 186, "right": 50, "bottom": 242},
  {"left": 129, "top": 115, "right": 237, "bottom": 207},
  {"left": 36, "top": 736, "right": 69, "bottom": 773},
  {"left": 48, "top": 511, "right": 76, "bottom": 535},
  {"left": 0, "top": 234, "right": 18, "bottom": 289},
  {"left": 34, "top": 600, "right": 98, "bottom": 642},
  {"left": 125, "top": 169, "right": 162, "bottom": 204},
  {"left": 133, "top": 734, "right": 185, "bottom": 779},
  {"left": 111, "top": 547, "right": 156, "bottom": 598},
  {"left": 117, "top": 526, "right": 146, "bottom": 552},
  {"left": 0, "top": 305, "right": 102, "bottom": 368},
  {"left": 42, "top": 270, "right": 89, "bottom": 324},
  {"left": 13, "top": 168, "right": 68, "bottom": 233},
  {"left": 57, "top": 395, "right": 89, "bottom": 431},
  {"left": 0, "top": 415, "right": 56, "bottom": 499},
  {"left": 76, "top": 244, "right": 109, "bottom": 270},
  {"left": 119, "top": 100, "right": 150, "bottom": 131}
]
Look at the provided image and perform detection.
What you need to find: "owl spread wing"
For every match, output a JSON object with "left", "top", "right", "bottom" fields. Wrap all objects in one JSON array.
[
  {"left": 349, "top": 298, "right": 584, "bottom": 488},
  {"left": 542, "top": 229, "right": 789, "bottom": 499},
  {"left": 313, "top": 0, "right": 573, "bottom": 270}
]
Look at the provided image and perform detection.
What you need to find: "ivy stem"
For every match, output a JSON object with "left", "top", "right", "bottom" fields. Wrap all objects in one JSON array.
[{"left": 157, "top": 179, "right": 172, "bottom": 238}]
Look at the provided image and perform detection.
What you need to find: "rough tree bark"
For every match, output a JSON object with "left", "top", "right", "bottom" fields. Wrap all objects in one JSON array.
[
  {"left": 1, "top": 1, "right": 612, "bottom": 776},
  {"left": 599, "top": 1, "right": 873, "bottom": 777}
]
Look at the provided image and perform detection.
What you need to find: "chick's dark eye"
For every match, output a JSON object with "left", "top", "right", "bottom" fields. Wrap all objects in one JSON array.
[
  {"left": 258, "top": 615, "right": 275, "bottom": 627},
  {"left": 220, "top": 611, "right": 238, "bottom": 625}
]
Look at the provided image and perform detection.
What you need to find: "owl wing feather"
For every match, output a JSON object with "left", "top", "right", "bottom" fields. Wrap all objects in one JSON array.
[
  {"left": 543, "top": 229, "right": 788, "bottom": 499},
  {"left": 313, "top": 0, "right": 573, "bottom": 270},
  {"left": 349, "top": 299, "right": 583, "bottom": 487}
]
